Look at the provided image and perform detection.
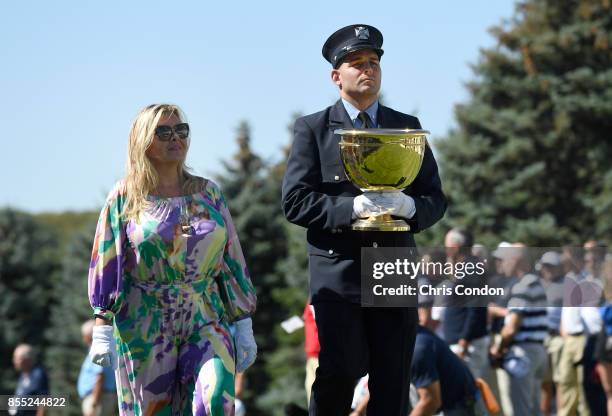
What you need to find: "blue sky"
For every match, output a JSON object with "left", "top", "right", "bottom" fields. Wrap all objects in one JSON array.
[{"left": 1, "top": 1, "right": 516, "bottom": 212}]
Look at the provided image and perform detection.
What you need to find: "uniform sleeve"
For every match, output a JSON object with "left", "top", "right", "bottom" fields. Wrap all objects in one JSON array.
[
  {"left": 216, "top": 187, "right": 257, "bottom": 322},
  {"left": 281, "top": 117, "right": 354, "bottom": 231},
  {"left": 87, "top": 186, "right": 127, "bottom": 321}
]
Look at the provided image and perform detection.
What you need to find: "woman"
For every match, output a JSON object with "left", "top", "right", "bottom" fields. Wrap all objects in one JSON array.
[{"left": 87, "top": 104, "right": 257, "bottom": 415}]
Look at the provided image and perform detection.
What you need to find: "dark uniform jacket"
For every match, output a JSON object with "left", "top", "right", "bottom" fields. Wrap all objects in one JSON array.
[{"left": 282, "top": 99, "right": 447, "bottom": 303}]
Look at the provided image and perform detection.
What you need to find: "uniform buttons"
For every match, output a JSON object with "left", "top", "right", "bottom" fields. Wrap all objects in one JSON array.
[
  {"left": 334, "top": 175, "right": 340, "bottom": 181},
  {"left": 328, "top": 249, "right": 334, "bottom": 255},
  {"left": 373, "top": 242, "right": 378, "bottom": 248}
]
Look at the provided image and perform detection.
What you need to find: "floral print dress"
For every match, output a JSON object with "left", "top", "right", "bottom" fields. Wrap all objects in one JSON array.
[{"left": 88, "top": 179, "right": 256, "bottom": 415}]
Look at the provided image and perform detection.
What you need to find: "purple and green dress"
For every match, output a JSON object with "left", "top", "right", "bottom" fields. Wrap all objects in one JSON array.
[{"left": 88, "top": 179, "right": 257, "bottom": 415}]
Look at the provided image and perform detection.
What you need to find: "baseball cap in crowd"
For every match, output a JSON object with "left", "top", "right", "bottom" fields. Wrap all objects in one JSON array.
[
  {"left": 535, "top": 251, "right": 562, "bottom": 271},
  {"left": 492, "top": 242, "right": 512, "bottom": 260}
]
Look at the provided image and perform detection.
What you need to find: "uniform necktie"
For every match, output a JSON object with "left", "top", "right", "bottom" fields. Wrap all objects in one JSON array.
[{"left": 358, "top": 111, "right": 373, "bottom": 128}]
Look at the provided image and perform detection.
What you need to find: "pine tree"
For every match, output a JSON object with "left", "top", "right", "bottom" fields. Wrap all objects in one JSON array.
[
  {"left": 256, "top": 221, "right": 310, "bottom": 414},
  {"left": 44, "top": 227, "right": 97, "bottom": 415},
  {"left": 0, "top": 209, "right": 59, "bottom": 394},
  {"left": 216, "top": 121, "right": 289, "bottom": 415},
  {"left": 256, "top": 112, "right": 314, "bottom": 414},
  {"left": 436, "top": 0, "right": 612, "bottom": 246}
]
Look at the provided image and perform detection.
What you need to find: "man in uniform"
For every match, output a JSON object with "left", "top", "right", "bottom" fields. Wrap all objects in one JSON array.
[{"left": 281, "top": 24, "right": 447, "bottom": 415}]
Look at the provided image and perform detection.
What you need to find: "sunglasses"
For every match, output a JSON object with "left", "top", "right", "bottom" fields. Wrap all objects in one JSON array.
[{"left": 155, "top": 123, "right": 190, "bottom": 141}]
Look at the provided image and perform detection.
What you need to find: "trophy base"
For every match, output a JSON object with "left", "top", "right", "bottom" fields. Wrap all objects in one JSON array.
[{"left": 351, "top": 214, "right": 410, "bottom": 232}]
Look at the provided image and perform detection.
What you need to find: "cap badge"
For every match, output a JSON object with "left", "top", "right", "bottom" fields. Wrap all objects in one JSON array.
[{"left": 355, "top": 26, "right": 370, "bottom": 40}]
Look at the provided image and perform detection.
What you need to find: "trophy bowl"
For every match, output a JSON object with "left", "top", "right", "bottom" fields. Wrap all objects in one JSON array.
[{"left": 335, "top": 128, "right": 429, "bottom": 231}]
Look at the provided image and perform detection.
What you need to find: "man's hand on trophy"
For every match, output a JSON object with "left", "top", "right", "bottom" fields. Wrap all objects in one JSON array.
[
  {"left": 352, "top": 194, "right": 384, "bottom": 219},
  {"left": 371, "top": 192, "right": 416, "bottom": 219}
]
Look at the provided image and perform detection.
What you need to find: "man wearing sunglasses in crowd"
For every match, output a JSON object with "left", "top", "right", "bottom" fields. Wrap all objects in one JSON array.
[{"left": 281, "top": 24, "right": 446, "bottom": 415}]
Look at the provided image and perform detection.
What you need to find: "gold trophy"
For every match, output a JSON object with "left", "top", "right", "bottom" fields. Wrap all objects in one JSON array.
[{"left": 336, "top": 128, "right": 429, "bottom": 231}]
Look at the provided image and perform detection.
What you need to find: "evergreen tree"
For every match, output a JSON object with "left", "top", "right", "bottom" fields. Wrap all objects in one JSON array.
[
  {"left": 256, "top": 112, "right": 313, "bottom": 414},
  {"left": 44, "top": 227, "right": 96, "bottom": 415},
  {"left": 437, "top": 0, "right": 612, "bottom": 246},
  {"left": 35, "top": 211, "right": 98, "bottom": 250},
  {"left": 217, "top": 121, "right": 264, "bottom": 196},
  {"left": 216, "top": 121, "right": 289, "bottom": 415},
  {"left": 256, "top": 221, "right": 309, "bottom": 414},
  {"left": 0, "top": 209, "right": 59, "bottom": 394}
]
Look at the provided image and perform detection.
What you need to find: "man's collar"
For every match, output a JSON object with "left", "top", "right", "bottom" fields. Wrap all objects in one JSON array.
[{"left": 341, "top": 98, "right": 379, "bottom": 125}]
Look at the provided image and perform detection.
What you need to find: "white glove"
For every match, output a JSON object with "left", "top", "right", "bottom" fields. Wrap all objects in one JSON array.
[
  {"left": 90, "top": 325, "right": 118, "bottom": 369},
  {"left": 235, "top": 399, "right": 246, "bottom": 416},
  {"left": 234, "top": 318, "right": 257, "bottom": 372},
  {"left": 352, "top": 194, "right": 383, "bottom": 219},
  {"left": 371, "top": 192, "right": 416, "bottom": 219}
]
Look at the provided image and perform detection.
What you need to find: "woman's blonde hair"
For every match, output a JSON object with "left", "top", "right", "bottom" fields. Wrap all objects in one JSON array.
[{"left": 122, "top": 103, "right": 204, "bottom": 220}]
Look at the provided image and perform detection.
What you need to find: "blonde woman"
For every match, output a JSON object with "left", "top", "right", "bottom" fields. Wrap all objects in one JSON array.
[{"left": 87, "top": 104, "right": 257, "bottom": 415}]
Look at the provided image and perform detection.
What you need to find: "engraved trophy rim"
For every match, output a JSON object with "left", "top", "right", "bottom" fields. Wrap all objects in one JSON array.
[{"left": 334, "top": 128, "right": 430, "bottom": 136}]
